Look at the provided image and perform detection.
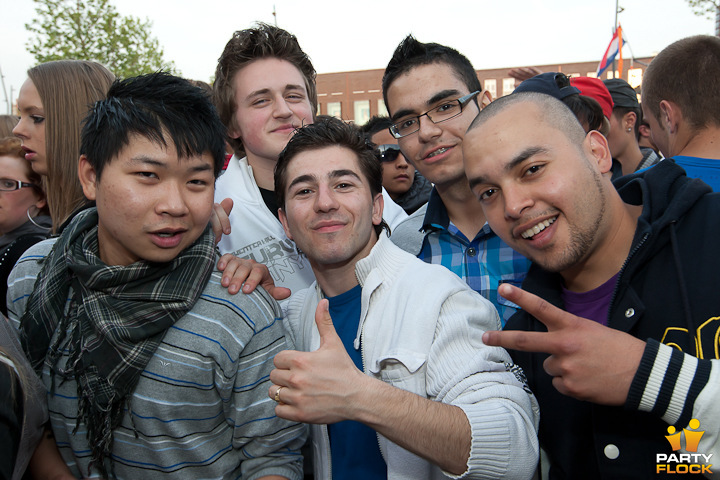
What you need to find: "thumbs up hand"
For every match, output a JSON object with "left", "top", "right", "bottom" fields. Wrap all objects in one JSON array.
[
  {"left": 314, "top": 298, "right": 343, "bottom": 348},
  {"left": 269, "top": 299, "right": 370, "bottom": 424}
]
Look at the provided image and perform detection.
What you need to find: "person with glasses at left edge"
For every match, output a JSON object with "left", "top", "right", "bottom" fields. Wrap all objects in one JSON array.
[
  {"left": 385, "top": 36, "right": 531, "bottom": 326},
  {"left": 361, "top": 116, "right": 433, "bottom": 214},
  {"left": 0, "top": 136, "right": 51, "bottom": 318}
]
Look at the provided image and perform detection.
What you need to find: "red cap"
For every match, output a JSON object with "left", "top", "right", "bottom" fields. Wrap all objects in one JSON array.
[{"left": 569, "top": 77, "right": 614, "bottom": 119}]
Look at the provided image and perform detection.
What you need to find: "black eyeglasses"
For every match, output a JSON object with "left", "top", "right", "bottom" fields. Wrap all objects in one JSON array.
[
  {"left": 0, "top": 178, "right": 38, "bottom": 192},
  {"left": 389, "top": 90, "right": 481, "bottom": 139},
  {"left": 375, "top": 144, "right": 402, "bottom": 163}
]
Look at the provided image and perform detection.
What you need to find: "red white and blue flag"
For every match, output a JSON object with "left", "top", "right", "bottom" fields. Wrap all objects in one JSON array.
[{"left": 597, "top": 25, "right": 625, "bottom": 77}]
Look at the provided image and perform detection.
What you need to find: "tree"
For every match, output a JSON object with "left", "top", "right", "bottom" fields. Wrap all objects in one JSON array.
[
  {"left": 26, "top": 0, "right": 178, "bottom": 79},
  {"left": 686, "top": 0, "right": 720, "bottom": 19}
]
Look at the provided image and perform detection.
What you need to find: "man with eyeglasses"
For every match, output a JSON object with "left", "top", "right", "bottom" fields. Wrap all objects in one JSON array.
[
  {"left": 383, "top": 35, "right": 530, "bottom": 326},
  {"left": 361, "top": 116, "right": 432, "bottom": 214}
]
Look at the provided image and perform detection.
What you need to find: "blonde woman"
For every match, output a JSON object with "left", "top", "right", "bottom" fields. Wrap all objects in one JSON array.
[{"left": 13, "top": 60, "right": 114, "bottom": 233}]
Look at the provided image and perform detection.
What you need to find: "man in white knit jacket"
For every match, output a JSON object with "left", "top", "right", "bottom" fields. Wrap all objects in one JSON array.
[
  {"left": 266, "top": 116, "right": 539, "bottom": 480},
  {"left": 212, "top": 23, "right": 406, "bottom": 302}
]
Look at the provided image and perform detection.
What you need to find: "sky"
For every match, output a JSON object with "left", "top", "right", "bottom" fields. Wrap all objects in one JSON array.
[{"left": 1, "top": 0, "right": 715, "bottom": 113}]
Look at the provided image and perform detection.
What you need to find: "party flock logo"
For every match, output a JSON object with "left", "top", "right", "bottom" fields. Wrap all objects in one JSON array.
[{"left": 656, "top": 418, "right": 713, "bottom": 474}]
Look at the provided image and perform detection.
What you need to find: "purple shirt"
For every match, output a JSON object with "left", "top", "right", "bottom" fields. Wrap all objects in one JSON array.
[{"left": 561, "top": 273, "right": 619, "bottom": 326}]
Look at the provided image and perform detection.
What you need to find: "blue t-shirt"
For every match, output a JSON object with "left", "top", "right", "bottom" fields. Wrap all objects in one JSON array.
[
  {"left": 673, "top": 156, "right": 720, "bottom": 191},
  {"left": 326, "top": 285, "right": 386, "bottom": 479}
]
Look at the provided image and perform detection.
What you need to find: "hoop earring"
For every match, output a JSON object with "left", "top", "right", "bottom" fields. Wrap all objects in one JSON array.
[{"left": 26, "top": 207, "right": 50, "bottom": 230}]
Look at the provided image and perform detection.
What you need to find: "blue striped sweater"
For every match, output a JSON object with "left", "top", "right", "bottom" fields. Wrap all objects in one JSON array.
[{"left": 7, "top": 238, "right": 305, "bottom": 480}]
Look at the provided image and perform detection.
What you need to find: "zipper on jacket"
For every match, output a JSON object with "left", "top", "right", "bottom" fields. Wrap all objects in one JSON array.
[
  {"left": 320, "top": 423, "right": 332, "bottom": 480},
  {"left": 353, "top": 269, "right": 365, "bottom": 351},
  {"left": 360, "top": 316, "right": 388, "bottom": 466},
  {"left": 607, "top": 231, "right": 649, "bottom": 323}
]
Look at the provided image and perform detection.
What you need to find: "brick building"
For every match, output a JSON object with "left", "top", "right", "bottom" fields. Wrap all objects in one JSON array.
[{"left": 316, "top": 56, "right": 654, "bottom": 125}]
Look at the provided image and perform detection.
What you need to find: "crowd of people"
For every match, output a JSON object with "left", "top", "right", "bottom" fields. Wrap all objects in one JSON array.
[{"left": 1, "top": 21, "right": 719, "bottom": 480}]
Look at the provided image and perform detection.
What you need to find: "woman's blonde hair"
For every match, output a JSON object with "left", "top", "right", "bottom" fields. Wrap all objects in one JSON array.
[
  {"left": 0, "top": 115, "right": 19, "bottom": 138},
  {"left": 28, "top": 60, "right": 114, "bottom": 232}
]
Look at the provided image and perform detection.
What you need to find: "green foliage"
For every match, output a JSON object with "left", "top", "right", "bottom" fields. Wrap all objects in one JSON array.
[
  {"left": 26, "top": 0, "right": 178, "bottom": 78},
  {"left": 686, "top": 0, "right": 720, "bottom": 18}
]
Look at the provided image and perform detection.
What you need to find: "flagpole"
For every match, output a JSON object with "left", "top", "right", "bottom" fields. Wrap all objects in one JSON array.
[
  {"left": 614, "top": 0, "right": 619, "bottom": 33},
  {"left": 613, "top": 0, "right": 621, "bottom": 78},
  {"left": 0, "top": 65, "right": 8, "bottom": 114}
]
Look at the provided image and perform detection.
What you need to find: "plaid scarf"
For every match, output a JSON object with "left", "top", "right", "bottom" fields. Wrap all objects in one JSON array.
[{"left": 20, "top": 208, "right": 215, "bottom": 477}]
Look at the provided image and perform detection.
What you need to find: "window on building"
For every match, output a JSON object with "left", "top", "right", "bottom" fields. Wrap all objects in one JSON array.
[
  {"left": 502, "top": 78, "right": 515, "bottom": 96},
  {"left": 627, "top": 68, "right": 643, "bottom": 88},
  {"left": 587, "top": 72, "right": 598, "bottom": 78},
  {"left": 484, "top": 79, "right": 497, "bottom": 99},
  {"left": 327, "top": 102, "right": 342, "bottom": 119},
  {"left": 377, "top": 99, "right": 388, "bottom": 117},
  {"left": 354, "top": 100, "right": 370, "bottom": 125}
]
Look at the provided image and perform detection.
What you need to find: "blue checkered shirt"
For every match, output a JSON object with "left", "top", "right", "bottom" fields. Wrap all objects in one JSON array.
[{"left": 417, "top": 190, "right": 531, "bottom": 325}]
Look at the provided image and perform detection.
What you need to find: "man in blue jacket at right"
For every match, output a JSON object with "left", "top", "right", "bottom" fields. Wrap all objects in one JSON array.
[{"left": 463, "top": 91, "right": 720, "bottom": 479}]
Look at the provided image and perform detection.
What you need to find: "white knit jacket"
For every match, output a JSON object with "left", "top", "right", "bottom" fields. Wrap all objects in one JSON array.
[{"left": 283, "top": 234, "right": 540, "bottom": 480}]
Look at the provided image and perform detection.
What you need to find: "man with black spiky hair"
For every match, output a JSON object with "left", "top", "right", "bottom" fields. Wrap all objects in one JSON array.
[{"left": 8, "top": 72, "right": 305, "bottom": 480}]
